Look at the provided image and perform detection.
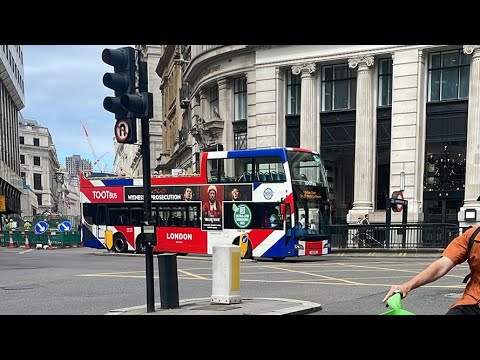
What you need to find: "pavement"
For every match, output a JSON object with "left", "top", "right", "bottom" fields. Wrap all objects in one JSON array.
[
  {"left": 105, "top": 297, "right": 322, "bottom": 315},
  {"left": 103, "top": 248, "right": 446, "bottom": 315}
]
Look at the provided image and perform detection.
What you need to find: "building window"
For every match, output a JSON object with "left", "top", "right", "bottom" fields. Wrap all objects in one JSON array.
[
  {"left": 33, "top": 173, "right": 42, "bottom": 190},
  {"left": 210, "top": 84, "right": 219, "bottom": 119},
  {"left": 322, "top": 64, "right": 357, "bottom": 111},
  {"left": 20, "top": 136, "right": 24, "bottom": 144},
  {"left": 234, "top": 77, "right": 247, "bottom": 121},
  {"left": 36, "top": 194, "right": 42, "bottom": 206},
  {"left": 428, "top": 49, "right": 470, "bottom": 102},
  {"left": 21, "top": 172, "right": 26, "bottom": 182},
  {"left": 20, "top": 154, "right": 25, "bottom": 164},
  {"left": 234, "top": 131, "right": 247, "bottom": 150},
  {"left": 33, "top": 138, "right": 40, "bottom": 146},
  {"left": 378, "top": 58, "right": 393, "bottom": 106},
  {"left": 286, "top": 70, "right": 301, "bottom": 115},
  {"left": 34, "top": 156, "right": 40, "bottom": 166}
]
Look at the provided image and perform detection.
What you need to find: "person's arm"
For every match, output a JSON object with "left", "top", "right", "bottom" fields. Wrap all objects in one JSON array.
[{"left": 382, "top": 256, "right": 455, "bottom": 302}]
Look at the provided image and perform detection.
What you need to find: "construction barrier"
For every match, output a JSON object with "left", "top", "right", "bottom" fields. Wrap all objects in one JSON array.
[{"left": 0, "top": 230, "right": 82, "bottom": 248}]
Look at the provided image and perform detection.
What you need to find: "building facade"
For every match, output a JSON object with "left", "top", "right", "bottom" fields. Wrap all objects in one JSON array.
[
  {"left": 155, "top": 45, "right": 192, "bottom": 174},
  {"left": 156, "top": 45, "right": 480, "bottom": 228},
  {"left": 19, "top": 117, "right": 62, "bottom": 214},
  {"left": 66, "top": 155, "right": 92, "bottom": 177},
  {"left": 0, "top": 45, "right": 25, "bottom": 218}
]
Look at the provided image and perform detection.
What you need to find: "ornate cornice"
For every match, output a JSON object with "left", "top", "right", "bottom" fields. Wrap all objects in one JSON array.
[
  {"left": 292, "top": 63, "right": 316, "bottom": 75},
  {"left": 348, "top": 56, "right": 374, "bottom": 69},
  {"left": 463, "top": 45, "right": 480, "bottom": 55}
]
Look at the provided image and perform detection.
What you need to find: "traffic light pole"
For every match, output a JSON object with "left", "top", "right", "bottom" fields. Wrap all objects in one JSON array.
[
  {"left": 142, "top": 114, "right": 155, "bottom": 313},
  {"left": 137, "top": 55, "right": 155, "bottom": 313}
]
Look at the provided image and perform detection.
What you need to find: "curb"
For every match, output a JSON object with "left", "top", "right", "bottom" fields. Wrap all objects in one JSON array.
[{"left": 105, "top": 297, "right": 322, "bottom": 315}]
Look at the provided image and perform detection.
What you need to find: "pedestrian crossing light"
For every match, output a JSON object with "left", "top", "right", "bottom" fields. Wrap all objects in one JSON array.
[{"left": 102, "top": 46, "right": 137, "bottom": 144}]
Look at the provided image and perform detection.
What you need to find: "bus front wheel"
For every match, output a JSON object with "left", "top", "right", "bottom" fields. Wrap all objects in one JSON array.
[{"left": 113, "top": 235, "right": 127, "bottom": 253}]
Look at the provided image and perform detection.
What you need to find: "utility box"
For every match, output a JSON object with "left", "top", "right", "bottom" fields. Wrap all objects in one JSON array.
[{"left": 211, "top": 245, "right": 241, "bottom": 304}]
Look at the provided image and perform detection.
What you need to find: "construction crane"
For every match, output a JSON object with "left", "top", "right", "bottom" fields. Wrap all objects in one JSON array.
[{"left": 80, "top": 121, "right": 109, "bottom": 171}]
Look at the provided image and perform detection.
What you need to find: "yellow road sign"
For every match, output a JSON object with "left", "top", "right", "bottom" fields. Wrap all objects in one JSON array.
[{"left": 0, "top": 195, "right": 6, "bottom": 212}]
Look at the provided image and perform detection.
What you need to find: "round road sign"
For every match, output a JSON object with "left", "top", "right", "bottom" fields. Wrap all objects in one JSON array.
[{"left": 115, "top": 119, "right": 130, "bottom": 142}]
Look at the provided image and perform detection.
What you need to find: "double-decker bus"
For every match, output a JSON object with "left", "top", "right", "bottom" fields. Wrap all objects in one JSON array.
[{"left": 80, "top": 147, "right": 331, "bottom": 260}]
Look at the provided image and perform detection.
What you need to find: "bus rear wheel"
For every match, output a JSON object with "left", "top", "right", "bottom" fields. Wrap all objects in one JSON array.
[{"left": 113, "top": 235, "right": 127, "bottom": 253}]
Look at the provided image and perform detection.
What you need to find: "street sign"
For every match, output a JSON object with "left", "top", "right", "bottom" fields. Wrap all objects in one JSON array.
[
  {"left": 115, "top": 119, "right": 130, "bottom": 142},
  {"left": 391, "top": 190, "right": 405, "bottom": 212},
  {"left": 59, "top": 221, "right": 72, "bottom": 232},
  {"left": 0, "top": 195, "right": 5, "bottom": 212},
  {"left": 34, "top": 221, "right": 49, "bottom": 234}
]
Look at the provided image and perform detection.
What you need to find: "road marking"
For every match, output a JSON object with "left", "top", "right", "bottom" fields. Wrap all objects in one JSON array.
[
  {"left": 263, "top": 265, "right": 362, "bottom": 284},
  {"left": 19, "top": 249, "right": 33, "bottom": 254}
]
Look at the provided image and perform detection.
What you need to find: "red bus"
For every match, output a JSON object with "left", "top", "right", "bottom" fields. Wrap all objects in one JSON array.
[{"left": 80, "top": 147, "right": 331, "bottom": 260}]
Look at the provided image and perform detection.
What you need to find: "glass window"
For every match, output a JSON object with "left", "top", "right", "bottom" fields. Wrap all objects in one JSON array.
[
  {"left": 20, "top": 136, "right": 24, "bottom": 144},
  {"left": 33, "top": 173, "right": 42, "bottom": 190},
  {"left": 234, "top": 77, "right": 247, "bottom": 121},
  {"left": 33, "top": 138, "right": 40, "bottom": 146},
  {"left": 322, "top": 64, "right": 357, "bottom": 111},
  {"left": 210, "top": 84, "right": 219, "bottom": 119},
  {"left": 286, "top": 70, "right": 301, "bottom": 115},
  {"left": 20, "top": 154, "right": 25, "bottom": 164},
  {"left": 34, "top": 156, "right": 40, "bottom": 166},
  {"left": 36, "top": 194, "right": 42, "bottom": 206},
  {"left": 428, "top": 49, "right": 470, "bottom": 102},
  {"left": 378, "top": 58, "right": 393, "bottom": 106},
  {"left": 234, "top": 131, "right": 247, "bottom": 150}
]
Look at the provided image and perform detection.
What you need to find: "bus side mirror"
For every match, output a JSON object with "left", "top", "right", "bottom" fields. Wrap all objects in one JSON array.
[{"left": 280, "top": 204, "right": 286, "bottom": 219}]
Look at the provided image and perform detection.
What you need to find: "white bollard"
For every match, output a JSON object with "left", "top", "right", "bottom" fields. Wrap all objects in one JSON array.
[{"left": 211, "top": 245, "right": 241, "bottom": 304}]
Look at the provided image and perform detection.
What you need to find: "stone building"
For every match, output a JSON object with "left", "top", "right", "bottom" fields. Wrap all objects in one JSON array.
[
  {"left": 0, "top": 45, "right": 24, "bottom": 219},
  {"left": 155, "top": 45, "right": 480, "bottom": 228}
]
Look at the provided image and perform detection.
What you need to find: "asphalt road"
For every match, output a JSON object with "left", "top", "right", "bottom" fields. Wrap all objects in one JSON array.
[{"left": 0, "top": 246, "right": 468, "bottom": 315}]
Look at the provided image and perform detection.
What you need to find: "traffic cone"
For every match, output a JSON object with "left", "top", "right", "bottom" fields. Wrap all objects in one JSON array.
[
  {"left": 47, "top": 233, "right": 53, "bottom": 250},
  {"left": 8, "top": 231, "right": 15, "bottom": 248},
  {"left": 24, "top": 231, "right": 31, "bottom": 249}
]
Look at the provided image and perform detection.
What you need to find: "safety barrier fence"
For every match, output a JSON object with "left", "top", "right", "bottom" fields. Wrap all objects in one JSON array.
[
  {"left": 329, "top": 223, "right": 464, "bottom": 249},
  {"left": 0, "top": 230, "right": 81, "bottom": 248}
]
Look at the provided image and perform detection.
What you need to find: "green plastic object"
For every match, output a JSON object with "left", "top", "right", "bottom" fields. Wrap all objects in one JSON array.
[{"left": 381, "top": 292, "right": 415, "bottom": 315}]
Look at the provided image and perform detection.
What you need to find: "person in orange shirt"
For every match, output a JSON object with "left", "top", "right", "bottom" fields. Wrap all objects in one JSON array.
[{"left": 383, "top": 225, "right": 480, "bottom": 315}]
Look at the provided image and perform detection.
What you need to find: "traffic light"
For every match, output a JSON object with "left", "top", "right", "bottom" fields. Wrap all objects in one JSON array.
[
  {"left": 120, "top": 60, "right": 153, "bottom": 119},
  {"left": 120, "top": 92, "right": 153, "bottom": 119},
  {"left": 102, "top": 46, "right": 137, "bottom": 144}
]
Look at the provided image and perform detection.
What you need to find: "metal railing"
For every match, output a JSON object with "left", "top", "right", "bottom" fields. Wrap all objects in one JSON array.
[{"left": 329, "top": 223, "right": 463, "bottom": 249}]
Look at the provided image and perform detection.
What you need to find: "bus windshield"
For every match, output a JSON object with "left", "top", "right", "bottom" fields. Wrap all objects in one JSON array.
[{"left": 287, "top": 150, "right": 327, "bottom": 186}]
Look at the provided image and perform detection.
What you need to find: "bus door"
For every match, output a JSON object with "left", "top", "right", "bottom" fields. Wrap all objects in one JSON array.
[
  {"left": 96, "top": 205, "right": 107, "bottom": 242},
  {"left": 283, "top": 203, "right": 293, "bottom": 244}
]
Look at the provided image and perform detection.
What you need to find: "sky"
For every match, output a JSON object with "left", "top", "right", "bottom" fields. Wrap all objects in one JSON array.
[{"left": 21, "top": 45, "right": 130, "bottom": 172}]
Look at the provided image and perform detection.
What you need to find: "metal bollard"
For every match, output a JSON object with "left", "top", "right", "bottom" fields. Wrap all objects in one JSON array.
[{"left": 157, "top": 253, "right": 179, "bottom": 309}]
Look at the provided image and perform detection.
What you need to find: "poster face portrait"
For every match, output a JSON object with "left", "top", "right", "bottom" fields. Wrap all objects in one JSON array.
[
  {"left": 224, "top": 185, "right": 252, "bottom": 202},
  {"left": 201, "top": 185, "right": 224, "bottom": 231}
]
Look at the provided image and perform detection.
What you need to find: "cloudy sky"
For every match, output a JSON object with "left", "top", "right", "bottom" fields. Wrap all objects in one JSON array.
[{"left": 21, "top": 45, "right": 130, "bottom": 172}]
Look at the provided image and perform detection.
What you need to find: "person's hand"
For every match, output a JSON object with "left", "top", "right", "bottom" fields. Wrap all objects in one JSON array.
[{"left": 382, "top": 285, "right": 407, "bottom": 303}]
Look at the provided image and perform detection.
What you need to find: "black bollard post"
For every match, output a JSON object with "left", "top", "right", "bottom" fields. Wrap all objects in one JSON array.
[{"left": 157, "top": 253, "right": 180, "bottom": 309}]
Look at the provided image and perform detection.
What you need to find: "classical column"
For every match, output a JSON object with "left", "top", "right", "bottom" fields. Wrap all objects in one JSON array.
[
  {"left": 349, "top": 56, "right": 375, "bottom": 211},
  {"left": 292, "top": 63, "right": 317, "bottom": 151},
  {"left": 218, "top": 78, "right": 231, "bottom": 149},
  {"left": 463, "top": 45, "right": 480, "bottom": 206}
]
